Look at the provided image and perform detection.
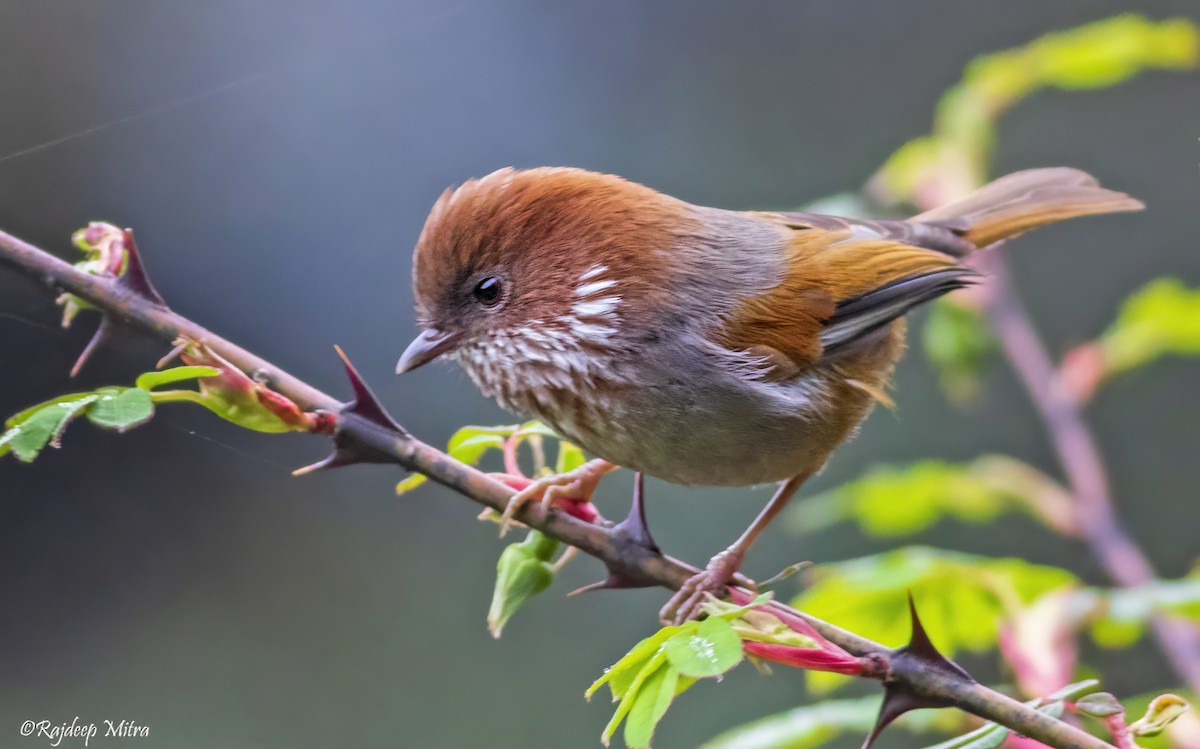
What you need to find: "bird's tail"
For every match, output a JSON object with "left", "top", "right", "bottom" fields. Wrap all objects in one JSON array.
[{"left": 913, "top": 167, "right": 1143, "bottom": 248}]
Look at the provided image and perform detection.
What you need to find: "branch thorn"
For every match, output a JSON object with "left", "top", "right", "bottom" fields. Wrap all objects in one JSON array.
[
  {"left": 294, "top": 346, "right": 410, "bottom": 475},
  {"left": 569, "top": 473, "right": 660, "bottom": 595},
  {"left": 860, "top": 594, "right": 975, "bottom": 749},
  {"left": 70, "top": 316, "right": 120, "bottom": 377},
  {"left": 116, "top": 229, "right": 167, "bottom": 305},
  {"left": 334, "top": 345, "right": 407, "bottom": 435},
  {"left": 613, "top": 472, "right": 659, "bottom": 554}
]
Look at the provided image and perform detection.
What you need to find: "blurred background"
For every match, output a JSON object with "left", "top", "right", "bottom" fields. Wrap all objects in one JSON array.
[{"left": 1, "top": 2, "right": 1198, "bottom": 747}]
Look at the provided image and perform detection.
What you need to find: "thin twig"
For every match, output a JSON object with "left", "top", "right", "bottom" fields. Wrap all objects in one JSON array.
[
  {"left": 979, "top": 253, "right": 1200, "bottom": 693},
  {"left": 0, "top": 227, "right": 1114, "bottom": 749}
]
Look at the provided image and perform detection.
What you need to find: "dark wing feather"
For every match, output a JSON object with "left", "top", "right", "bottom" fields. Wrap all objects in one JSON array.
[{"left": 820, "top": 268, "right": 980, "bottom": 355}]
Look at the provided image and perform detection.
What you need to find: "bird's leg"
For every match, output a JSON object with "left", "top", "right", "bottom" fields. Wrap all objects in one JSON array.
[
  {"left": 659, "top": 470, "right": 813, "bottom": 625},
  {"left": 497, "top": 459, "right": 617, "bottom": 536}
]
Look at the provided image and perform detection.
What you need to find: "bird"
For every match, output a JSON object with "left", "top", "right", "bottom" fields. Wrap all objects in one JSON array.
[{"left": 396, "top": 165, "right": 1141, "bottom": 623}]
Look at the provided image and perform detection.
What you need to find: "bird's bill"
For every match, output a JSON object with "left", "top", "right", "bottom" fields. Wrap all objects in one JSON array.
[{"left": 396, "top": 328, "right": 461, "bottom": 373}]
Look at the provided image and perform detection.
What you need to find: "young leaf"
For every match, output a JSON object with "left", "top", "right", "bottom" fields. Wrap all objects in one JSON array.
[
  {"left": 486, "top": 530, "right": 558, "bottom": 638},
  {"left": 513, "top": 420, "right": 560, "bottom": 439},
  {"left": 556, "top": 440, "right": 587, "bottom": 474},
  {"left": 7, "top": 391, "right": 104, "bottom": 428},
  {"left": 1128, "top": 694, "right": 1191, "bottom": 737},
  {"left": 397, "top": 430, "right": 509, "bottom": 495},
  {"left": 135, "top": 366, "right": 220, "bottom": 391},
  {"left": 394, "top": 473, "right": 428, "bottom": 495},
  {"left": 86, "top": 387, "right": 155, "bottom": 431},
  {"left": 601, "top": 652, "right": 668, "bottom": 746},
  {"left": 6, "top": 396, "right": 98, "bottom": 462},
  {"left": 1075, "top": 692, "right": 1124, "bottom": 718},
  {"left": 663, "top": 617, "right": 743, "bottom": 678},
  {"left": 623, "top": 663, "right": 680, "bottom": 749},
  {"left": 588, "top": 627, "right": 683, "bottom": 701},
  {"left": 0, "top": 427, "right": 16, "bottom": 458},
  {"left": 1098, "top": 277, "right": 1200, "bottom": 378}
]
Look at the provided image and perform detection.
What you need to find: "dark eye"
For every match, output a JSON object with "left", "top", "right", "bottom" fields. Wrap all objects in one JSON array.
[{"left": 472, "top": 276, "right": 503, "bottom": 306}]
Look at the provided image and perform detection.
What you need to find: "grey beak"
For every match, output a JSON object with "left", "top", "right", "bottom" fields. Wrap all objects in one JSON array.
[{"left": 396, "top": 328, "right": 460, "bottom": 374}]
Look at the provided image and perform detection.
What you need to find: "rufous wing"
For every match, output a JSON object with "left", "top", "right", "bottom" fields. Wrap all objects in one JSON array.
[{"left": 716, "top": 227, "right": 972, "bottom": 381}]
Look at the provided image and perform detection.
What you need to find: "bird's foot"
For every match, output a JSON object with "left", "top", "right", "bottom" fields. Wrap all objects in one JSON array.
[
  {"left": 497, "top": 459, "right": 615, "bottom": 536},
  {"left": 659, "top": 548, "right": 751, "bottom": 625}
]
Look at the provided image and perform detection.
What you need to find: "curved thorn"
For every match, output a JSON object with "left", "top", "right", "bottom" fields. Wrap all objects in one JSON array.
[
  {"left": 902, "top": 592, "right": 974, "bottom": 682},
  {"left": 334, "top": 345, "right": 407, "bottom": 435},
  {"left": 862, "top": 689, "right": 933, "bottom": 749},
  {"left": 567, "top": 570, "right": 655, "bottom": 596},
  {"left": 70, "top": 316, "right": 119, "bottom": 377},
  {"left": 117, "top": 229, "right": 167, "bottom": 306},
  {"left": 613, "top": 472, "right": 659, "bottom": 553},
  {"left": 293, "top": 442, "right": 403, "bottom": 475}
]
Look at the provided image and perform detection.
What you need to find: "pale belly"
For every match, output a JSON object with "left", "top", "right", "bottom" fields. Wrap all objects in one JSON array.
[
  {"left": 458, "top": 324, "right": 898, "bottom": 488},
  {"left": 543, "top": 367, "right": 874, "bottom": 487}
]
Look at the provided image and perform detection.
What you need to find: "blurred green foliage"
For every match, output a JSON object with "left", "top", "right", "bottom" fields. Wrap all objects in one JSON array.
[
  {"left": 871, "top": 14, "right": 1199, "bottom": 205},
  {"left": 1098, "top": 277, "right": 1200, "bottom": 379},
  {"left": 786, "top": 457, "right": 1077, "bottom": 538},
  {"left": 699, "top": 695, "right": 956, "bottom": 749}
]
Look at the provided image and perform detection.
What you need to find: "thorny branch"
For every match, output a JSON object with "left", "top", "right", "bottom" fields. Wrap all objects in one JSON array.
[
  {"left": 979, "top": 253, "right": 1200, "bottom": 695},
  {"left": 0, "top": 226, "right": 1116, "bottom": 749}
]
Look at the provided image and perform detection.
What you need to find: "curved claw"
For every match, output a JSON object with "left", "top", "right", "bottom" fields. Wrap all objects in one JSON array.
[
  {"left": 497, "top": 459, "right": 615, "bottom": 537},
  {"left": 659, "top": 549, "right": 750, "bottom": 625}
]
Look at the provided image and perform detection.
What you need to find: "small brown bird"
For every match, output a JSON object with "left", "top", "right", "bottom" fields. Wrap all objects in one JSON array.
[{"left": 397, "top": 166, "right": 1141, "bottom": 622}]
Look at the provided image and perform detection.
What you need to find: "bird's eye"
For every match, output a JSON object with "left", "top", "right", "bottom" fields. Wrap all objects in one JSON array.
[{"left": 472, "top": 276, "right": 503, "bottom": 306}]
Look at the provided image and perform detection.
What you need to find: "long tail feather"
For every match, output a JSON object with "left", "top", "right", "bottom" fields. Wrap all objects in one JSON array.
[{"left": 913, "top": 167, "right": 1143, "bottom": 248}]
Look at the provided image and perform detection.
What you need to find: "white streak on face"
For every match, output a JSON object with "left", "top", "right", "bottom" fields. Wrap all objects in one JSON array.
[
  {"left": 575, "top": 279, "right": 617, "bottom": 298},
  {"left": 578, "top": 264, "right": 608, "bottom": 282},
  {"left": 572, "top": 296, "right": 620, "bottom": 319},
  {"left": 565, "top": 317, "right": 615, "bottom": 341}
]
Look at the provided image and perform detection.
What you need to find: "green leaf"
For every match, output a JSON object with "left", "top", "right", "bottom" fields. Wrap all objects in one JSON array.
[
  {"left": 1045, "top": 679, "right": 1101, "bottom": 702},
  {"left": 1099, "top": 277, "right": 1200, "bottom": 377},
  {"left": 663, "top": 617, "right": 743, "bottom": 679},
  {"left": 623, "top": 663, "right": 679, "bottom": 749},
  {"left": 486, "top": 530, "right": 558, "bottom": 638},
  {"left": 601, "top": 652, "right": 667, "bottom": 746},
  {"left": 86, "top": 387, "right": 155, "bottom": 431},
  {"left": 1108, "top": 690, "right": 1196, "bottom": 749},
  {"left": 447, "top": 427, "right": 510, "bottom": 462},
  {"left": 555, "top": 440, "right": 586, "bottom": 474},
  {"left": 135, "top": 366, "right": 220, "bottom": 391},
  {"left": 792, "top": 547, "right": 1076, "bottom": 691},
  {"left": 1129, "top": 693, "right": 1190, "bottom": 737},
  {"left": 398, "top": 424, "right": 535, "bottom": 496},
  {"left": 6, "top": 391, "right": 101, "bottom": 428},
  {"left": 1075, "top": 692, "right": 1124, "bottom": 718},
  {"left": 588, "top": 626, "right": 682, "bottom": 701},
  {"left": 513, "top": 420, "right": 560, "bottom": 439},
  {"left": 394, "top": 473, "right": 428, "bottom": 495},
  {"left": 6, "top": 396, "right": 95, "bottom": 462}
]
